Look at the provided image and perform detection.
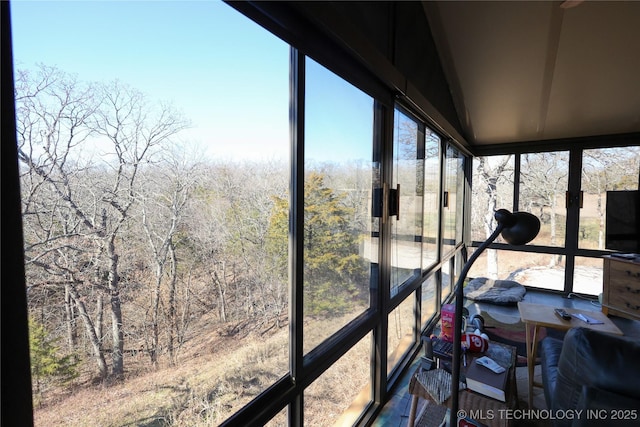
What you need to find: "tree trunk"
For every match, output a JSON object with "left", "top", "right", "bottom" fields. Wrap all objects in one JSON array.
[
  {"left": 597, "top": 193, "right": 605, "bottom": 249},
  {"left": 214, "top": 267, "right": 227, "bottom": 322},
  {"left": 485, "top": 177, "right": 499, "bottom": 278},
  {"left": 66, "top": 284, "right": 108, "bottom": 379},
  {"left": 107, "top": 241, "right": 125, "bottom": 378},
  {"left": 64, "top": 287, "right": 77, "bottom": 350},
  {"left": 151, "top": 263, "right": 162, "bottom": 366},
  {"left": 177, "top": 268, "right": 194, "bottom": 350},
  {"left": 168, "top": 242, "right": 177, "bottom": 365},
  {"left": 548, "top": 197, "right": 560, "bottom": 267},
  {"left": 95, "top": 292, "right": 103, "bottom": 345},
  {"left": 477, "top": 156, "right": 511, "bottom": 279}
]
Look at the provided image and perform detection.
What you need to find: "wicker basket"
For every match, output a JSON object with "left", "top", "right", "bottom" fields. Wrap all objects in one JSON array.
[{"left": 415, "top": 400, "right": 447, "bottom": 427}]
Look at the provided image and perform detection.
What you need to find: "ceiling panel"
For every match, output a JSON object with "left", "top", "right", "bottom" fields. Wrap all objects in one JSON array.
[
  {"left": 425, "top": 1, "right": 640, "bottom": 146},
  {"left": 545, "top": 1, "right": 640, "bottom": 140}
]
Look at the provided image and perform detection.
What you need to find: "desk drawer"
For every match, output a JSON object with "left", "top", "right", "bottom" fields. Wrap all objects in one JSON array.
[
  {"left": 604, "top": 258, "right": 640, "bottom": 319},
  {"left": 608, "top": 288, "right": 640, "bottom": 316}
]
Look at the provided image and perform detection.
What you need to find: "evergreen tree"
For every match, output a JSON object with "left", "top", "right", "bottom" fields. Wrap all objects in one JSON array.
[
  {"left": 267, "top": 172, "right": 368, "bottom": 317},
  {"left": 29, "top": 317, "right": 78, "bottom": 402}
]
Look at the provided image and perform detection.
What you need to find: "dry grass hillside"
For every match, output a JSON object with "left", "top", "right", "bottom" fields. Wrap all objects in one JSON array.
[
  {"left": 33, "top": 310, "right": 372, "bottom": 427},
  {"left": 34, "top": 311, "right": 290, "bottom": 426}
]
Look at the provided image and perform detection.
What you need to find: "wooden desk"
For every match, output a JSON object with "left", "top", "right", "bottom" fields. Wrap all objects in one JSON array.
[{"left": 517, "top": 302, "right": 623, "bottom": 409}]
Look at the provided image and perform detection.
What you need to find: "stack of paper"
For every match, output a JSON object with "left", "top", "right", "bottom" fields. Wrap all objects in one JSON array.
[{"left": 571, "top": 313, "right": 604, "bottom": 325}]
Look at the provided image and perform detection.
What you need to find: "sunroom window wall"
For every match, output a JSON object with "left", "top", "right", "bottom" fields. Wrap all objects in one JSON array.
[
  {"left": 9, "top": 2, "right": 473, "bottom": 427},
  {"left": 471, "top": 144, "right": 640, "bottom": 296}
]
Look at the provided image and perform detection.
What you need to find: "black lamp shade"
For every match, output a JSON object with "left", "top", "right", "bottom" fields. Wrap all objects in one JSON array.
[{"left": 499, "top": 211, "right": 541, "bottom": 246}]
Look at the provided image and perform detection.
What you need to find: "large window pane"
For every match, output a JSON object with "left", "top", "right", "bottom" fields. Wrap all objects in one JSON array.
[
  {"left": 573, "top": 257, "right": 604, "bottom": 296},
  {"left": 441, "top": 262, "right": 452, "bottom": 303},
  {"left": 468, "top": 249, "right": 518, "bottom": 280},
  {"left": 470, "top": 155, "right": 514, "bottom": 279},
  {"left": 442, "top": 145, "right": 464, "bottom": 255},
  {"left": 304, "top": 333, "right": 372, "bottom": 425},
  {"left": 387, "top": 295, "right": 415, "bottom": 376},
  {"left": 580, "top": 147, "right": 640, "bottom": 250},
  {"left": 421, "top": 275, "right": 438, "bottom": 329},
  {"left": 520, "top": 152, "right": 569, "bottom": 247},
  {"left": 517, "top": 152, "right": 569, "bottom": 290},
  {"left": 468, "top": 248, "right": 567, "bottom": 291},
  {"left": 303, "top": 58, "right": 374, "bottom": 354},
  {"left": 391, "top": 109, "right": 423, "bottom": 296},
  {"left": 15, "top": 2, "right": 290, "bottom": 425},
  {"left": 513, "top": 259, "right": 566, "bottom": 291},
  {"left": 423, "top": 130, "right": 441, "bottom": 269}
]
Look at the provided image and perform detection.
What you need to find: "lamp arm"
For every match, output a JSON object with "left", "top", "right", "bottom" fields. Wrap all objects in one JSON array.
[{"left": 449, "top": 223, "right": 505, "bottom": 426}]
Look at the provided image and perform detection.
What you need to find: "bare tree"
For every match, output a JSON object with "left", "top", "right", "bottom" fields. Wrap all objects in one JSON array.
[
  {"left": 185, "top": 161, "right": 288, "bottom": 330},
  {"left": 138, "top": 151, "right": 199, "bottom": 365},
  {"left": 17, "top": 65, "right": 109, "bottom": 377},
  {"left": 521, "top": 152, "right": 569, "bottom": 266},
  {"left": 16, "top": 65, "right": 188, "bottom": 379},
  {"left": 473, "top": 156, "right": 512, "bottom": 277}
]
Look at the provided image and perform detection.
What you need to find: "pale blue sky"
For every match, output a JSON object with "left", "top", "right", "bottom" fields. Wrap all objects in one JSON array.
[{"left": 10, "top": 0, "right": 373, "bottom": 163}]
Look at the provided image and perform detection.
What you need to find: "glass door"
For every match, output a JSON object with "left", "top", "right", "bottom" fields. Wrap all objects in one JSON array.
[{"left": 390, "top": 108, "right": 424, "bottom": 297}]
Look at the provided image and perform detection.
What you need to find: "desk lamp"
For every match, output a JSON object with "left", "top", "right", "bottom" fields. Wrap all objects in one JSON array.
[{"left": 449, "top": 209, "right": 540, "bottom": 427}]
